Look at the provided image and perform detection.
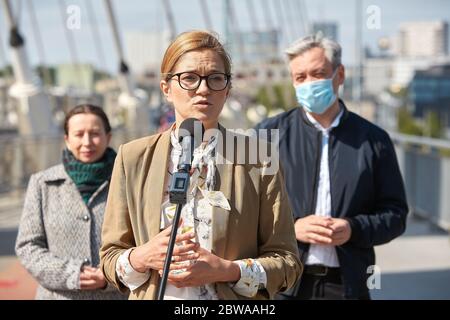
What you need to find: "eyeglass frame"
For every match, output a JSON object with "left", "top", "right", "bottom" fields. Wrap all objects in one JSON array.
[{"left": 167, "top": 71, "right": 232, "bottom": 91}]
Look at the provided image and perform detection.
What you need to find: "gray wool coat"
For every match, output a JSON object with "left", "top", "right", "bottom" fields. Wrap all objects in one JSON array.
[{"left": 15, "top": 164, "right": 127, "bottom": 300}]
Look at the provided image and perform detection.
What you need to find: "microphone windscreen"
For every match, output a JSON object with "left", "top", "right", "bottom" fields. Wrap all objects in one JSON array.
[{"left": 178, "top": 118, "right": 204, "bottom": 148}]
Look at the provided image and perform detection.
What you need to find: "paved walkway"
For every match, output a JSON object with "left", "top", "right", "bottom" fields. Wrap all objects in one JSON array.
[
  {"left": 0, "top": 192, "right": 37, "bottom": 299},
  {"left": 0, "top": 193, "right": 23, "bottom": 229},
  {"left": 0, "top": 193, "right": 449, "bottom": 300},
  {"left": 0, "top": 258, "right": 37, "bottom": 300},
  {"left": 371, "top": 216, "right": 450, "bottom": 299}
]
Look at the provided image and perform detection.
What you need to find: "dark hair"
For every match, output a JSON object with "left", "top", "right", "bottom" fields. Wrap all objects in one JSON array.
[{"left": 64, "top": 104, "right": 112, "bottom": 135}]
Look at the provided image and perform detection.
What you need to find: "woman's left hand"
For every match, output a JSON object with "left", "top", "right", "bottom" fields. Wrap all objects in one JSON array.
[{"left": 161, "top": 245, "right": 241, "bottom": 288}]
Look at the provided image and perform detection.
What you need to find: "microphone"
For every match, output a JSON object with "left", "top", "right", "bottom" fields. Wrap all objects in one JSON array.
[
  {"left": 158, "top": 118, "right": 204, "bottom": 300},
  {"left": 177, "top": 118, "right": 204, "bottom": 172},
  {"left": 169, "top": 118, "right": 204, "bottom": 204}
]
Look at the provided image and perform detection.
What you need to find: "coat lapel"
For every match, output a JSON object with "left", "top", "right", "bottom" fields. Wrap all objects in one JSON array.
[
  {"left": 211, "top": 125, "right": 233, "bottom": 259},
  {"left": 145, "top": 129, "right": 172, "bottom": 240},
  {"left": 87, "top": 180, "right": 109, "bottom": 207},
  {"left": 45, "top": 165, "right": 90, "bottom": 216}
]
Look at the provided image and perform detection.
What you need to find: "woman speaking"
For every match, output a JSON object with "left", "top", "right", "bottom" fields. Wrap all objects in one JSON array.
[{"left": 100, "top": 30, "right": 302, "bottom": 300}]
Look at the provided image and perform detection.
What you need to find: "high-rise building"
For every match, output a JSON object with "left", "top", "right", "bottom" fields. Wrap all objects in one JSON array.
[
  {"left": 227, "top": 30, "right": 280, "bottom": 65},
  {"left": 312, "top": 22, "right": 338, "bottom": 42},
  {"left": 395, "top": 21, "right": 448, "bottom": 58},
  {"left": 363, "top": 58, "right": 393, "bottom": 96},
  {"left": 410, "top": 64, "right": 450, "bottom": 135},
  {"left": 124, "top": 31, "right": 172, "bottom": 74}
]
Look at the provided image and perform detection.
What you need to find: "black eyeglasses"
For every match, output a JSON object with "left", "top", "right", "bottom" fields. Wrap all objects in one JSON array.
[{"left": 169, "top": 72, "right": 231, "bottom": 91}]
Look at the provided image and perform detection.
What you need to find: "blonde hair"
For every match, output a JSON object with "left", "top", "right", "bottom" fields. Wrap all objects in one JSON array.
[{"left": 160, "top": 30, "right": 232, "bottom": 80}]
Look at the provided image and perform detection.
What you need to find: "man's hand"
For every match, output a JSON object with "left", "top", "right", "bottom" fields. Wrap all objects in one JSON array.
[
  {"left": 295, "top": 215, "right": 351, "bottom": 246},
  {"left": 295, "top": 215, "right": 334, "bottom": 244},
  {"left": 329, "top": 218, "right": 352, "bottom": 246}
]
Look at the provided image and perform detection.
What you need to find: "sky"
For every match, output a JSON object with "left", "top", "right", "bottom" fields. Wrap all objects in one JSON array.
[{"left": 0, "top": 0, "right": 450, "bottom": 74}]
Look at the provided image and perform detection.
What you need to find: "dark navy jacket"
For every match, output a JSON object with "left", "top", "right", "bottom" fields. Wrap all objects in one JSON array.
[{"left": 256, "top": 100, "right": 408, "bottom": 298}]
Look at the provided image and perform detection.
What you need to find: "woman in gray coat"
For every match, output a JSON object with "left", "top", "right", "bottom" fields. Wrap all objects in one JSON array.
[{"left": 15, "top": 104, "right": 126, "bottom": 300}]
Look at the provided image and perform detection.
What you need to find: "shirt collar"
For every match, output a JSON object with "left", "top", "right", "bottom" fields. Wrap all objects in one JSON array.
[{"left": 305, "top": 107, "right": 344, "bottom": 133}]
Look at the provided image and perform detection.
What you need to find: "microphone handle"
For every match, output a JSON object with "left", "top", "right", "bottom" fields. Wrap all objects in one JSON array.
[{"left": 157, "top": 203, "right": 183, "bottom": 300}]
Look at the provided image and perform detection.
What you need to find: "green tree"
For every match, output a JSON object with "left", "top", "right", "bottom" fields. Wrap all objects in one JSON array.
[
  {"left": 288, "top": 84, "right": 297, "bottom": 108},
  {"left": 255, "top": 86, "right": 272, "bottom": 112},
  {"left": 35, "top": 65, "right": 56, "bottom": 86},
  {"left": 397, "top": 107, "right": 423, "bottom": 136},
  {"left": 424, "top": 111, "right": 442, "bottom": 138},
  {"left": 273, "top": 84, "right": 287, "bottom": 110},
  {"left": 95, "top": 69, "right": 112, "bottom": 81},
  {"left": 0, "top": 65, "right": 13, "bottom": 78}
]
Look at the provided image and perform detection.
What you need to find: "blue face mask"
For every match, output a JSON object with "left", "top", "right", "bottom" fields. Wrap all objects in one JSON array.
[{"left": 294, "top": 70, "right": 338, "bottom": 114}]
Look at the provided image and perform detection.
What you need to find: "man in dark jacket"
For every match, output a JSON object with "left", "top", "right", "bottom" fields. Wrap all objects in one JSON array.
[{"left": 256, "top": 34, "right": 408, "bottom": 299}]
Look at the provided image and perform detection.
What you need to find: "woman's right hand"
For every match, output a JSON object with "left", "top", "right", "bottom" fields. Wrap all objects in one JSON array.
[
  {"left": 128, "top": 224, "right": 200, "bottom": 273},
  {"left": 79, "top": 266, "right": 107, "bottom": 290}
]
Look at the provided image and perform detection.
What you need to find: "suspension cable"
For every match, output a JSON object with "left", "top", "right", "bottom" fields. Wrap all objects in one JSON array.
[
  {"left": 26, "top": 0, "right": 52, "bottom": 87},
  {"left": 245, "top": 0, "right": 259, "bottom": 33},
  {"left": 273, "top": 0, "right": 293, "bottom": 46},
  {"left": 261, "top": 0, "right": 274, "bottom": 31},
  {"left": 58, "top": 0, "right": 83, "bottom": 87},
  {"left": 227, "top": 0, "right": 246, "bottom": 65},
  {"left": 199, "top": 0, "right": 213, "bottom": 30},
  {"left": 84, "top": 0, "right": 106, "bottom": 71},
  {"left": 0, "top": 18, "right": 12, "bottom": 80},
  {"left": 161, "top": 0, "right": 177, "bottom": 41}
]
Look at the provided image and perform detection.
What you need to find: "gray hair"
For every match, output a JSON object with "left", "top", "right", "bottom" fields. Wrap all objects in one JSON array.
[{"left": 285, "top": 33, "right": 342, "bottom": 70}]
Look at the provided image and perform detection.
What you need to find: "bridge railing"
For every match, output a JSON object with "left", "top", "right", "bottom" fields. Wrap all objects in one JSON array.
[
  {"left": 0, "top": 129, "right": 150, "bottom": 194},
  {"left": 390, "top": 132, "right": 450, "bottom": 231},
  {"left": 1, "top": 129, "right": 450, "bottom": 232}
]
